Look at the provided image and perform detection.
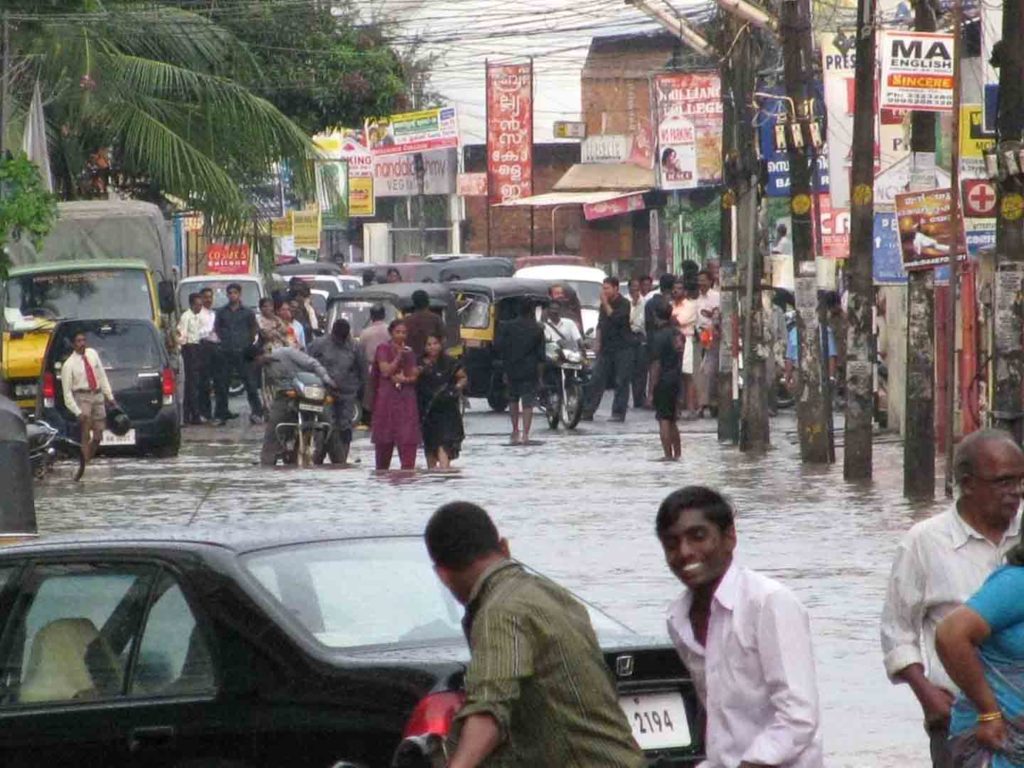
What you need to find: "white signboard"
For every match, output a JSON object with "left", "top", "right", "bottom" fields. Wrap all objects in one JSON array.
[
  {"left": 821, "top": 34, "right": 856, "bottom": 208},
  {"left": 582, "top": 135, "right": 631, "bottom": 164},
  {"left": 372, "top": 149, "right": 457, "bottom": 197},
  {"left": 879, "top": 31, "right": 955, "bottom": 112}
]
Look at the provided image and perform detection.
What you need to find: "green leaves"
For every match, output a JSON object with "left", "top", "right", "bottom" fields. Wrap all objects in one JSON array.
[{"left": 0, "top": 154, "right": 59, "bottom": 280}]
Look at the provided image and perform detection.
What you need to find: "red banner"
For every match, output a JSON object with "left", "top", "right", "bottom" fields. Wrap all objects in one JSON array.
[
  {"left": 486, "top": 63, "right": 533, "bottom": 204},
  {"left": 583, "top": 193, "right": 646, "bottom": 221},
  {"left": 206, "top": 243, "right": 251, "bottom": 274}
]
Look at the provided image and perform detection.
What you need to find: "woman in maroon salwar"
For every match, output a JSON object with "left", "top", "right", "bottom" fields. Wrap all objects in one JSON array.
[{"left": 370, "top": 320, "right": 421, "bottom": 470}]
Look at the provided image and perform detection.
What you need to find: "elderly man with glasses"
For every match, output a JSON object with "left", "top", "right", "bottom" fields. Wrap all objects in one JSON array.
[{"left": 881, "top": 429, "right": 1024, "bottom": 767}]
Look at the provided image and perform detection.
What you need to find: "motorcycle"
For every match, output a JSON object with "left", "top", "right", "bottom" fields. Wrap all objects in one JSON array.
[
  {"left": 273, "top": 371, "right": 333, "bottom": 467},
  {"left": 543, "top": 347, "right": 586, "bottom": 430},
  {"left": 27, "top": 418, "right": 85, "bottom": 482}
]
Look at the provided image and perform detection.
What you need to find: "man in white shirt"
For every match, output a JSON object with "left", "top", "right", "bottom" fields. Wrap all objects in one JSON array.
[
  {"left": 881, "top": 429, "right": 1024, "bottom": 768},
  {"left": 196, "top": 287, "right": 219, "bottom": 421},
  {"left": 61, "top": 331, "right": 116, "bottom": 464},
  {"left": 627, "top": 277, "right": 648, "bottom": 409},
  {"left": 543, "top": 300, "right": 583, "bottom": 360},
  {"left": 177, "top": 292, "right": 205, "bottom": 425},
  {"left": 658, "top": 486, "right": 823, "bottom": 768}
]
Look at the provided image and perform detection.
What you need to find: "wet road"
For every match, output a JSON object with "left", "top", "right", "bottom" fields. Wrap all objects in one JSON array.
[{"left": 35, "top": 398, "right": 941, "bottom": 767}]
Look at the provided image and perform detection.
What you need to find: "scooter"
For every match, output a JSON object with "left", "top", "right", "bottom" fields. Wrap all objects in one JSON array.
[
  {"left": 273, "top": 372, "right": 333, "bottom": 467},
  {"left": 27, "top": 418, "right": 85, "bottom": 482},
  {"left": 543, "top": 347, "right": 587, "bottom": 430}
]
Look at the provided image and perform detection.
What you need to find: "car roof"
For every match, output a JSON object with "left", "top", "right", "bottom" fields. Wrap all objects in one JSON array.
[
  {"left": 515, "top": 264, "right": 608, "bottom": 282},
  {"left": 330, "top": 282, "right": 452, "bottom": 307},
  {"left": 9, "top": 259, "right": 153, "bottom": 276},
  {"left": 0, "top": 526, "right": 422, "bottom": 557},
  {"left": 448, "top": 277, "right": 553, "bottom": 301},
  {"left": 179, "top": 274, "right": 260, "bottom": 283},
  {"left": 275, "top": 262, "right": 343, "bottom": 276}
]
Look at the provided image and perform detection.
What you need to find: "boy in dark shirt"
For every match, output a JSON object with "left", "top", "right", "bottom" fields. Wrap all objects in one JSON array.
[{"left": 494, "top": 300, "right": 545, "bottom": 445}]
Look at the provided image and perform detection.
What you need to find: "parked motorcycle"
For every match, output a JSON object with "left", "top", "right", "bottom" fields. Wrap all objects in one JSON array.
[
  {"left": 273, "top": 372, "right": 333, "bottom": 467},
  {"left": 27, "top": 418, "right": 85, "bottom": 482},
  {"left": 543, "top": 347, "right": 586, "bottom": 430}
]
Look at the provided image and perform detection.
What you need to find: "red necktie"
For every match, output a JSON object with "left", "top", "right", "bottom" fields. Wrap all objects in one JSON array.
[{"left": 82, "top": 353, "right": 98, "bottom": 391}]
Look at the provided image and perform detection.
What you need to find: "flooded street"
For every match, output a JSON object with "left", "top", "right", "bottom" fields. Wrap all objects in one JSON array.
[{"left": 36, "top": 400, "right": 941, "bottom": 767}]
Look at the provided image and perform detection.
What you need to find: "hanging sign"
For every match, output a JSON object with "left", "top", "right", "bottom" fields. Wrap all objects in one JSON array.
[
  {"left": 486, "top": 62, "right": 534, "bottom": 204},
  {"left": 654, "top": 71, "right": 723, "bottom": 191},
  {"left": 364, "top": 107, "right": 459, "bottom": 157},
  {"left": 894, "top": 188, "right": 964, "bottom": 269}
]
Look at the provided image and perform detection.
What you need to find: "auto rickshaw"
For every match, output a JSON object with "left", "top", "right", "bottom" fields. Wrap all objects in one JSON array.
[
  {"left": 325, "top": 282, "right": 462, "bottom": 353},
  {"left": 449, "top": 277, "right": 553, "bottom": 412}
]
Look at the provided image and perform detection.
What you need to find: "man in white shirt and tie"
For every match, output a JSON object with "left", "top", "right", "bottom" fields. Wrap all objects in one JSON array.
[
  {"left": 60, "top": 331, "right": 116, "bottom": 464},
  {"left": 658, "top": 485, "right": 823, "bottom": 767},
  {"left": 881, "top": 429, "right": 1024, "bottom": 767}
]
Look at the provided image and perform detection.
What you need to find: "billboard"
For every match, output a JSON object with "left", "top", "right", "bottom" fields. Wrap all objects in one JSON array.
[
  {"left": 348, "top": 177, "right": 375, "bottom": 218},
  {"left": 756, "top": 86, "right": 829, "bottom": 197},
  {"left": 365, "top": 107, "right": 459, "bottom": 157},
  {"left": 206, "top": 243, "right": 251, "bottom": 275},
  {"left": 879, "top": 31, "right": 954, "bottom": 112},
  {"left": 654, "top": 72, "right": 723, "bottom": 190},
  {"left": 894, "top": 188, "right": 963, "bottom": 269},
  {"left": 486, "top": 63, "right": 533, "bottom": 204},
  {"left": 372, "top": 150, "right": 456, "bottom": 198}
]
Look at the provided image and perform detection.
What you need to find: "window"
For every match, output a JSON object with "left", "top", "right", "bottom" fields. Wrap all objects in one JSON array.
[
  {"left": 8, "top": 271, "right": 153, "bottom": 321},
  {"left": 0, "top": 564, "right": 154, "bottom": 705},
  {"left": 457, "top": 295, "right": 491, "bottom": 329},
  {"left": 130, "top": 573, "right": 215, "bottom": 697}
]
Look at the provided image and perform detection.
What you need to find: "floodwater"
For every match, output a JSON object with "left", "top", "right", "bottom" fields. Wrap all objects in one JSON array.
[{"left": 35, "top": 399, "right": 943, "bottom": 767}]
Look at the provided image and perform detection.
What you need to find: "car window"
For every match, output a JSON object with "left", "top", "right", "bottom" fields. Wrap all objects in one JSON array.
[
  {"left": 131, "top": 572, "right": 215, "bottom": 698},
  {"left": 52, "top": 323, "right": 163, "bottom": 371},
  {"left": 0, "top": 564, "right": 155, "bottom": 705},
  {"left": 8, "top": 270, "right": 153, "bottom": 321},
  {"left": 177, "top": 280, "right": 261, "bottom": 312},
  {"left": 456, "top": 295, "right": 490, "bottom": 329},
  {"left": 330, "top": 301, "right": 398, "bottom": 338}
]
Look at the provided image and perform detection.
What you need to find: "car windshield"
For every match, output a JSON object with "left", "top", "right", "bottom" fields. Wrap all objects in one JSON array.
[
  {"left": 329, "top": 301, "right": 398, "bottom": 338},
  {"left": 242, "top": 539, "right": 631, "bottom": 650},
  {"left": 457, "top": 294, "right": 490, "bottom": 329},
  {"left": 53, "top": 323, "right": 163, "bottom": 370},
  {"left": 564, "top": 280, "right": 602, "bottom": 309},
  {"left": 8, "top": 270, "right": 153, "bottom": 320},
  {"left": 177, "top": 280, "right": 261, "bottom": 312}
]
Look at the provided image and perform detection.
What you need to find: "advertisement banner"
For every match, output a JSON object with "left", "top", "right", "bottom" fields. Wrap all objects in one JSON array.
[
  {"left": 962, "top": 179, "right": 998, "bottom": 218},
  {"left": 982, "top": 3, "right": 1002, "bottom": 129},
  {"left": 756, "top": 86, "right": 829, "bottom": 197},
  {"left": 582, "top": 135, "right": 631, "bottom": 165},
  {"left": 960, "top": 104, "right": 996, "bottom": 179},
  {"left": 206, "top": 243, "right": 251, "bottom": 275},
  {"left": 364, "top": 107, "right": 459, "bottom": 157},
  {"left": 486, "top": 63, "right": 533, "bottom": 204},
  {"left": 457, "top": 173, "right": 488, "bottom": 197},
  {"left": 873, "top": 212, "right": 951, "bottom": 283},
  {"left": 372, "top": 149, "right": 456, "bottom": 198},
  {"left": 879, "top": 31, "right": 954, "bottom": 112},
  {"left": 583, "top": 193, "right": 646, "bottom": 221},
  {"left": 965, "top": 219, "right": 997, "bottom": 258},
  {"left": 270, "top": 215, "right": 292, "bottom": 238},
  {"left": 894, "top": 188, "right": 964, "bottom": 269},
  {"left": 292, "top": 209, "right": 321, "bottom": 250},
  {"left": 654, "top": 72, "right": 723, "bottom": 190},
  {"left": 817, "top": 195, "right": 850, "bottom": 259},
  {"left": 348, "top": 177, "right": 375, "bottom": 218},
  {"left": 821, "top": 35, "right": 856, "bottom": 208}
]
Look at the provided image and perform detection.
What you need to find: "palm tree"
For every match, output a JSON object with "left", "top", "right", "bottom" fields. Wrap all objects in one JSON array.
[{"left": 5, "top": 0, "right": 315, "bottom": 224}]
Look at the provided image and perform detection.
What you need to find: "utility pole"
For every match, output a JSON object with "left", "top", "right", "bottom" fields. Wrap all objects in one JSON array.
[
  {"left": 781, "top": 0, "right": 830, "bottom": 462},
  {"left": 844, "top": 0, "right": 877, "bottom": 479},
  {"left": 904, "top": 0, "right": 937, "bottom": 499},
  {"left": 718, "top": 61, "right": 740, "bottom": 445},
  {"left": 992, "top": 0, "right": 1024, "bottom": 443}
]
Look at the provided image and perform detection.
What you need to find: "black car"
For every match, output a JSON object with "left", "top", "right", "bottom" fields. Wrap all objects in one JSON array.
[
  {"left": 0, "top": 530, "right": 704, "bottom": 767},
  {"left": 36, "top": 319, "right": 180, "bottom": 457}
]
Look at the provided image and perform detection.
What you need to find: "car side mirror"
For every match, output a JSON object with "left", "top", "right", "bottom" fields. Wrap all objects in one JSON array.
[{"left": 158, "top": 280, "right": 176, "bottom": 315}]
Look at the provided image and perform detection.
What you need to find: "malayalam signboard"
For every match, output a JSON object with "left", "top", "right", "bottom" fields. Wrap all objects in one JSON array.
[
  {"left": 206, "top": 243, "right": 251, "bottom": 275},
  {"left": 654, "top": 72, "right": 723, "bottom": 190},
  {"left": 486, "top": 63, "right": 533, "bottom": 204},
  {"left": 879, "top": 31, "right": 954, "bottom": 112},
  {"left": 894, "top": 188, "right": 963, "bottom": 269},
  {"left": 365, "top": 107, "right": 459, "bottom": 157}
]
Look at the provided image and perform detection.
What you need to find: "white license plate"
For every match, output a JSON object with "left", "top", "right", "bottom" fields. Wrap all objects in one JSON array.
[
  {"left": 300, "top": 403, "right": 324, "bottom": 413},
  {"left": 101, "top": 429, "right": 137, "bottom": 446},
  {"left": 14, "top": 383, "right": 38, "bottom": 398},
  {"left": 619, "top": 691, "right": 692, "bottom": 751}
]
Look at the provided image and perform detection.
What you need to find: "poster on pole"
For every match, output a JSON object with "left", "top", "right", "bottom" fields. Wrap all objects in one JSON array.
[
  {"left": 654, "top": 72, "right": 723, "bottom": 190},
  {"left": 364, "top": 107, "right": 459, "bottom": 157},
  {"left": 486, "top": 62, "right": 533, "bottom": 204},
  {"left": 756, "top": 86, "right": 829, "bottom": 197},
  {"left": 894, "top": 188, "right": 964, "bottom": 269},
  {"left": 879, "top": 31, "right": 954, "bottom": 112}
]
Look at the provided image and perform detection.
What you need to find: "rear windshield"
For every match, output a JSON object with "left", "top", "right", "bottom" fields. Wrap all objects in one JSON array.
[
  {"left": 178, "top": 280, "right": 260, "bottom": 312},
  {"left": 564, "top": 280, "right": 602, "bottom": 309},
  {"left": 7, "top": 270, "right": 153, "bottom": 321},
  {"left": 53, "top": 323, "right": 163, "bottom": 370},
  {"left": 242, "top": 539, "right": 630, "bottom": 650}
]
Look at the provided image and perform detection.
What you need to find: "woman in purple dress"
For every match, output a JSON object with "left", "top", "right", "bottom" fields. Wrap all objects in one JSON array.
[{"left": 370, "top": 320, "right": 421, "bottom": 470}]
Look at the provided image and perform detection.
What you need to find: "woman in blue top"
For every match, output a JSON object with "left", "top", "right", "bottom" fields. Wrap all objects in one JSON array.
[{"left": 937, "top": 541, "right": 1024, "bottom": 767}]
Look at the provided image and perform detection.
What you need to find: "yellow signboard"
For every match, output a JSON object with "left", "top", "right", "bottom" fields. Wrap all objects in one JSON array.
[
  {"left": 348, "top": 177, "right": 375, "bottom": 218},
  {"left": 960, "top": 104, "right": 996, "bottom": 159},
  {"left": 292, "top": 208, "right": 321, "bottom": 249},
  {"left": 270, "top": 214, "right": 292, "bottom": 238}
]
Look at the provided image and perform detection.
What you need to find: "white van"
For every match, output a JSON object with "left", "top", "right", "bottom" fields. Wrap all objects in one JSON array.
[{"left": 513, "top": 264, "right": 608, "bottom": 336}]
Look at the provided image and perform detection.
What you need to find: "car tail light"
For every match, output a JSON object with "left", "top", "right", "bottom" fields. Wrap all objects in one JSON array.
[
  {"left": 42, "top": 372, "right": 56, "bottom": 408},
  {"left": 402, "top": 690, "right": 465, "bottom": 739},
  {"left": 161, "top": 367, "right": 175, "bottom": 405}
]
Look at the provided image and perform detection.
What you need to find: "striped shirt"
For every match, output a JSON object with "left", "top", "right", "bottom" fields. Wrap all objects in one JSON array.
[{"left": 450, "top": 560, "right": 646, "bottom": 767}]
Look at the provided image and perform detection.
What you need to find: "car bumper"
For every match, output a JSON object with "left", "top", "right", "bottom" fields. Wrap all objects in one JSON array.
[{"left": 42, "top": 405, "right": 180, "bottom": 453}]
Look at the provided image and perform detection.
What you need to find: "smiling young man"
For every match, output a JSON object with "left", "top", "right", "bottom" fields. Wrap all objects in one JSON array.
[{"left": 657, "top": 486, "right": 823, "bottom": 768}]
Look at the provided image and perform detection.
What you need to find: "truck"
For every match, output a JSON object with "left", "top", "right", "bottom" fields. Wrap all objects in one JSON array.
[{"left": 1, "top": 201, "right": 177, "bottom": 410}]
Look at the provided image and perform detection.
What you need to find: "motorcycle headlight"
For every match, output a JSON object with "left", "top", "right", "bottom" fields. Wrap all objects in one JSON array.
[
  {"left": 302, "top": 385, "right": 325, "bottom": 401},
  {"left": 563, "top": 349, "right": 582, "bottom": 364}
]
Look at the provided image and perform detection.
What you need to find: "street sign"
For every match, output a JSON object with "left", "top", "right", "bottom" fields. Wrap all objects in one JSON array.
[
  {"left": 553, "top": 121, "right": 586, "bottom": 139},
  {"left": 962, "top": 179, "right": 998, "bottom": 218}
]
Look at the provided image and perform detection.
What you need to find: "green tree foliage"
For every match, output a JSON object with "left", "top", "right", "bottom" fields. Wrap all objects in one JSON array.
[
  {"left": 0, "top": 154, "right": 58, "bottom": 279},
  {"left": 198, "top": 0, "right": 413, "bottom": 135}
]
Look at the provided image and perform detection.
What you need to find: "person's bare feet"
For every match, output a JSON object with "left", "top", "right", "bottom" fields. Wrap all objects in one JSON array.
[{"left": 509, "top": 432, "right": 521, "bottom": 445}]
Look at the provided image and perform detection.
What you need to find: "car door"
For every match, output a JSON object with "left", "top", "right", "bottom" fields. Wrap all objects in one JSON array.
[{"left": 0, "top": 560, "right": 157, "bottom": 767}]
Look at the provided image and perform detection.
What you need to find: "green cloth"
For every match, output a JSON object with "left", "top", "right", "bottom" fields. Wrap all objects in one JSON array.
[{"left": 450, "top": 561, "right": 646, "bottom": 767}]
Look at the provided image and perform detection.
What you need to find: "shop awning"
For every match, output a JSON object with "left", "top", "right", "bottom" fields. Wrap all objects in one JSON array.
[
  {"left": 553, "top": 162, "right": 655, "bottom": 192},
  {"left": 496, "top": 190, "right": 645, "bottom": 208}
]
